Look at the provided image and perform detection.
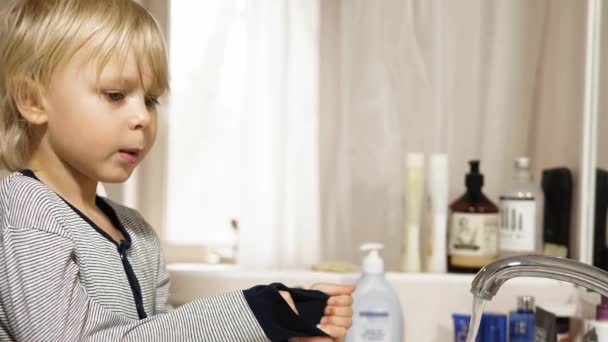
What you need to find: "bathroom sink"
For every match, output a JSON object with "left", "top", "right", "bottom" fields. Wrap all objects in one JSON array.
[{"left": 167, "top": 264, "right": 579, "bottom": 342}]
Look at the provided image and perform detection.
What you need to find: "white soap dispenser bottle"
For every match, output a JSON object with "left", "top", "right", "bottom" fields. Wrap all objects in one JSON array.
[{"left": 346, "top": 243, "right": 404, "bottom": 342}]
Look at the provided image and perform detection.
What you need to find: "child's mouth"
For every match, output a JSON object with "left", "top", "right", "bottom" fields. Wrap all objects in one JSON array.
[{"left": 119, "top": 149, "right": 140, "bottom": 164}]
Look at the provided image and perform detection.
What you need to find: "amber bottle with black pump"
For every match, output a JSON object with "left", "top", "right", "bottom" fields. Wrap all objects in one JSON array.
[{"left": 448, "top": 160, "right": 499, "bottom": 273}]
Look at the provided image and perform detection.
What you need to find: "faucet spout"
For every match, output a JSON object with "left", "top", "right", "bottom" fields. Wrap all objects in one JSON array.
[{"left": 471, "top": 255, "right": 608, "bottom": 300}]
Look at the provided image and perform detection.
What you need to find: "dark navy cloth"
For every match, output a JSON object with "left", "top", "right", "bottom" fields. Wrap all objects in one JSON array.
[{"left": 244, "top": 283, "right": 330, "bottom": 341}]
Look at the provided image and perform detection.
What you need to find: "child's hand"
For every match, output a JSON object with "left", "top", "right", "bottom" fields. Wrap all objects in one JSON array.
[
  {"left": 279, "top": 290, "right": 299, "bottom": 314},
  {"left": 283, "top": 283, "right": 355, "bottom": 342},
  {"left": 312, "top": 283, "right": 355, "bottom": 340}
]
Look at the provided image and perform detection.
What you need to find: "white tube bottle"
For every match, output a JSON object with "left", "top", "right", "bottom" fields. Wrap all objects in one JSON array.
[
  {"left": 346, "top": 243, "right": 404, "bottom": 342},
  {"left": 425, "top": 154, "right": 449, "bottom": 273},
  {"left": 402, "top": 153, "right": 425, "bottom": 272}
]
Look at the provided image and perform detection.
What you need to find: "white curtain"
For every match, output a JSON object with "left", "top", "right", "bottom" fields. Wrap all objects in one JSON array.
[
  {"left": 320, "top": 0, "right": 588, "bottom": 270},
  {"left": 163, "top": 0, "right": 321, "bottom": 268}
]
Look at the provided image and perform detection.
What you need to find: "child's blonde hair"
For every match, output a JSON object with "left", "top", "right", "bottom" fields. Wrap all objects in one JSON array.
[{"left": 0, "top": 0, "right": 169, "bottom": 171}]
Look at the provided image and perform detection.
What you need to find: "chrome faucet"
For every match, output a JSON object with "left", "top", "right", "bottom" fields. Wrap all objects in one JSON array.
[{"left": 471, "top": 255, "right": 608, "bottom": 300}]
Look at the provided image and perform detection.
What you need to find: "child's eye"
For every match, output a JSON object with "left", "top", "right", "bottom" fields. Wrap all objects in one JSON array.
[
  {"left": 104, "top": 91, "right": 125, "bottom": 102},
  {"left": 145, "top": 96, "right": 160, "bottom": 108}
]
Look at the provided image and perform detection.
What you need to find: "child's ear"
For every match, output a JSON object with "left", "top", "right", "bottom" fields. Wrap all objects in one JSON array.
[{"left": 8, "top": 77, "right": 48, "bottom": 125}]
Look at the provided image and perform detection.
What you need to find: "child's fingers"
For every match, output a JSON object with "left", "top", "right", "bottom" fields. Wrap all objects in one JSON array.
[
  {"left": 311, "top": 283, "right": 356, "bottom": 296},
  {"left": 316, "top": 324, "right": 347, "bottom": 339},
  {"left": 324, "top": 306, "right": 353, "bottom": 317},
  {"left": 327, "top": 294, "right": 353, "bottom": 307},
  {"left": 320, "top": 315, "right": 352, "bottom": 329}
]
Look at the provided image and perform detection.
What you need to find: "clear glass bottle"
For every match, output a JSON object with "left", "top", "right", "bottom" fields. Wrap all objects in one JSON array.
[{"left": 499, "top": 157, "right": 543, "bottom": 257}]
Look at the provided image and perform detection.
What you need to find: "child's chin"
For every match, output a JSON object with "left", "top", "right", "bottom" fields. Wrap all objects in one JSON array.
[{"left": 99, "top": 169, "right": 134, "bottom": 183}]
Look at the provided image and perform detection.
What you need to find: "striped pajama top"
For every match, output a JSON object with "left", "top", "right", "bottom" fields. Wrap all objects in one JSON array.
[{"left": 0, "top": 171, "right": 328, "bottom": 342}]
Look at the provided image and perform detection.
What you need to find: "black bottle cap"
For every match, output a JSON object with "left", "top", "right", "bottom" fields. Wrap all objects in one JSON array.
[{"left": 466, "top": 160, "right": 484, "bottom": 191}]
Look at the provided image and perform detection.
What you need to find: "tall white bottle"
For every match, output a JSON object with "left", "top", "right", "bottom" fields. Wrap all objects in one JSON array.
[
  {"left": 425, "top": 154, "right": 449, "bottom": 273},
  {"left": 346, "top": 243, "right": 404, "bottom": 342},
  {"left": 499, "top": 157, "right": 543, "bottom": 256},
  {"left": 403, "top": 153, "right": 424, "bottom": 272}
]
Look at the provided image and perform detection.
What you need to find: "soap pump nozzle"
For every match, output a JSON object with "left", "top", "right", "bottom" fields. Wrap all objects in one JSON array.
[{"left": 361, "top": 243, "right": 385, "bottom": 273}]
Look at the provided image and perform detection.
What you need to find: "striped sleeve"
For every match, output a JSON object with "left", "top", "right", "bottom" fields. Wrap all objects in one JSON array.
[
  {"left": 0, "top": 226, "right": 270, "bottom": 342},
  {"left": 154, "top": 241, "right": 173, "bottom": 315}
]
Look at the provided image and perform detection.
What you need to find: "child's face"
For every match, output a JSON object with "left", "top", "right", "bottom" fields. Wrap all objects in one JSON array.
[{"left": 40, "top": 45, "right": 159, "bottom": 183}]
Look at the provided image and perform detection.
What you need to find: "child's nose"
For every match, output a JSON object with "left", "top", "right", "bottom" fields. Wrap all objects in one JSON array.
[{"left": 128, "top": 101, "right": 152, "bottom": 130}]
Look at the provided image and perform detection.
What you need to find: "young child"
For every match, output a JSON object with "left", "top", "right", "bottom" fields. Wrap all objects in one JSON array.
[{"left": 0, "top": 1, "right": 354, "bottom": 341}]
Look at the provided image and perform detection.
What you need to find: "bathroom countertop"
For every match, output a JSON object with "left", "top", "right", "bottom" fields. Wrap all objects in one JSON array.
[{"left": 168, "top": 263, "right": 582, "bottom": 342}]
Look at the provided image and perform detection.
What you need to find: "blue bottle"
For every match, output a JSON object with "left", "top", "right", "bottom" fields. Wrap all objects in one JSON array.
[
  {"left": 509, "top": 296, "right": 535, "bottom": 342},
  {"left": 451, "top": 313, "right": 506, "bottom": 342},
  {"left": 479, "top": 314, "right": 507, "bottom": 342},
  {"left": 345, "top": 243, "right": 404, "bottom": 342}
]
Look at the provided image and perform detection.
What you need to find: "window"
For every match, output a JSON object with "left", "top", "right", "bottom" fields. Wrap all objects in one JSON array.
[{"left": 164, "top": 0, "right": 321, "bottom": 268}]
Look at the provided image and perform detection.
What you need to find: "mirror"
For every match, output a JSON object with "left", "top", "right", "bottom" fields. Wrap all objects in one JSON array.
[
  {"left": 320, "top": 0, "right": 590, "bottom": 269},
  {"left": 593, "top": 0, "right": 608, "bottom": 270}
]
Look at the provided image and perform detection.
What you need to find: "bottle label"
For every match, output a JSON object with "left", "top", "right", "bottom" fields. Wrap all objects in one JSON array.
[
  {"left": 448, "top": 213, "right": 498, "bottom": 257},
  {"left": 355, "top": 310, "right": 392, "bottom": 341},
  {"left": 544, "top": 243, "right": 568, "bottom": 258},
  {"left": 499, "top": 199, "right": 536, "bottom": 252},
  {"left": 511, "top": 316, "right": 534, "bottom": 338}
]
